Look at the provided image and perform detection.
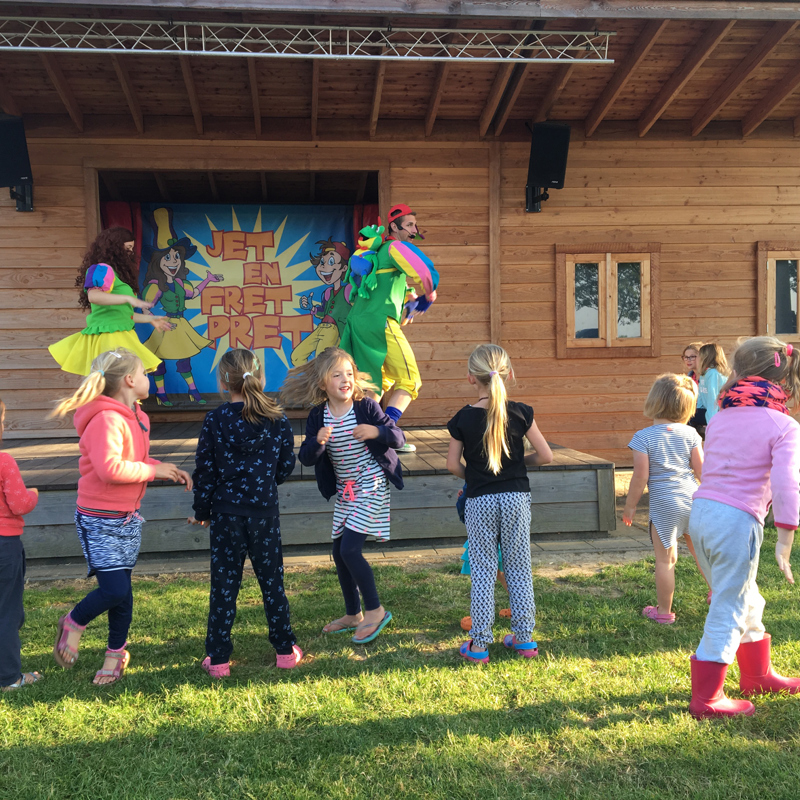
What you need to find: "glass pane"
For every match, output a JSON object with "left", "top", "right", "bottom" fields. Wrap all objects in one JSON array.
[
  {"left": 574, "top": 262, "right": 599, "bottom": 338},
  {"left": 616, "top": 262, "right": 642, "bottom": 339},
  {"left": 775, "top": 259, "right": 798, "bottom": 335}
]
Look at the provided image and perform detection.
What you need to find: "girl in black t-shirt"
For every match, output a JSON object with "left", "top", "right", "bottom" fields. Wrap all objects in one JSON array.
[{"left": 446, "top": 344, "right": 553, "bottom": 664}]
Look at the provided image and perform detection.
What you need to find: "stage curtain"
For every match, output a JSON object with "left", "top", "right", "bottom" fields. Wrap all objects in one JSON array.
[
  {"left": 352, "top": 203, "right": 380, "bottom": 245},
  {"left": 101, "top": 201, "right": 143, "bottom": 259}
]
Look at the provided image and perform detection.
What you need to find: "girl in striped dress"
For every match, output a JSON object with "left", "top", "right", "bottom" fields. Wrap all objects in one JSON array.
[
  {"left": 282, "top": 347, "right": 404, "bottom": 645},
  {"left": 622, "top": 374, "right": 707, "bottom": 624}
]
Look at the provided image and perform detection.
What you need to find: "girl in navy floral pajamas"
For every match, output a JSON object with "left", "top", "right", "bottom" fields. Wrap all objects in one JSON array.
[{"left": 189, "top": 349, "right": 302, "bottom": 676}]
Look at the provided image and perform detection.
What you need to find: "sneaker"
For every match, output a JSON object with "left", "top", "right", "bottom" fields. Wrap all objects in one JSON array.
[{"left": 394, "top": 442, "right": 416, "bottom": 453}]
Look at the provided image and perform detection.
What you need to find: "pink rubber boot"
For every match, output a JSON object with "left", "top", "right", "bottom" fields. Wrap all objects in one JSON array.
[
  {"left": 688, "top": 655, "right": 755, "bottom": 719},
  {"left": 737, "top": 634, "right": 800, "bottom": 696}
]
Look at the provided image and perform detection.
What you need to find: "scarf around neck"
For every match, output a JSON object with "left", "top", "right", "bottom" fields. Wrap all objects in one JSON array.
[{"left": 719, "top": 376, "right": 789, "bottom": 415}]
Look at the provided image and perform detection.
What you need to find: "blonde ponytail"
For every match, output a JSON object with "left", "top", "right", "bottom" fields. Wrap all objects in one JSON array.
[
  {"left": 218, "top": 349, "right": 282, "bottom": 424},
  {"left": 50, "top": 348, "right": 141, "bottom": 418},
  {"left": 468, "top": 343, "right": 513, "bottom": 475}
]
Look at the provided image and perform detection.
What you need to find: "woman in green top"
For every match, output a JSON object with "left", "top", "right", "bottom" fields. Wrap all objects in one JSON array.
[{"left": 49, "top": 227, "right": 172, "bottom": 376}]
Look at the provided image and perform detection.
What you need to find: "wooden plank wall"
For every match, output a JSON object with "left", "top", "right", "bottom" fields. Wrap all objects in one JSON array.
[{"left": 1, "top": 133, "right": 795, "bottom": 465}]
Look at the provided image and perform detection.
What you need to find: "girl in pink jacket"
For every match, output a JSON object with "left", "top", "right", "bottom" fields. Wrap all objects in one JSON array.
[
  {"left": 50, "top": 348, "right": 192, "bottom": 685},
  {"left": 688, "top": 336, "right": 800, "bottom": 718}
]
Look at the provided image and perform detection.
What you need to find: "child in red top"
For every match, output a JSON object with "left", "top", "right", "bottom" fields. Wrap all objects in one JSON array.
[
  {"left": 0, "top": 398, "right": 41, "bottom": 690},
  {"left": 49, "top": 348, "right": 192, "bottom": 685}
]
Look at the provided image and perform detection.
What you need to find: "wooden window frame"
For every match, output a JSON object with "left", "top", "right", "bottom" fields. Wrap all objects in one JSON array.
[
  {"left": 556, "top": 243, "right": 661, "bottom": 359},
  {"left": 757, "top": 241, "right": 800, "bottom": 342}
]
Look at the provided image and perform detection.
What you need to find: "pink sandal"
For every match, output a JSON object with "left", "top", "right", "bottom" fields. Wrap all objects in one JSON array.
[
  {"left": 276, "top": 645, "right": 303, "bottom": 669},
  {"left": 201, "top": 657, "right": 230, "bottom": 678},
  {"left": 53, "top": 614, "right": 86, "bottom": 669},
  {"left": 642, "top": 606, "right": 676, "bottom": 625},
  {"left": 93, "top": 648, "right": 130, "bottom": 685}
]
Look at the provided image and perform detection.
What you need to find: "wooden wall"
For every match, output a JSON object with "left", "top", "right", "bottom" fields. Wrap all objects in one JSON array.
[{"left": 1, "top": 132, "right": 795, "bottom": 465}]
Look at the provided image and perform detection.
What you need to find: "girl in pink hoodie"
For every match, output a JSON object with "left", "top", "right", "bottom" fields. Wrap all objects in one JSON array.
[
  {"left": 49, "top": 348, "right": 192, "bottom": 685},
  {"left": 688, "top": 336, "right": 800, "bottom": 718}
]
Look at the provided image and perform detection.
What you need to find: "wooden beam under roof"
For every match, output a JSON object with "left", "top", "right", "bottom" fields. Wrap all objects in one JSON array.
[
  {"left": 40, "top": 53, "right": 83, "bottom": 132},
  {"left": 179, "top": 55, "right": 203, "bottom": 135},
  {"left": 585, "top": 18, "right": 667, "bottom": 137},
  {"left": 425, "top": 63, "right": 450, "bottom": 137},
  {"left": 531, "top": 64, "right": 574, "bottom": 124},
  {"left": 691, "top": 20, "right": 798, "bottom": 136},
  {"left": 794, "top": 114, "right": 800, "bottom": 138},
  {"left": 247, "top": 57, "right": 261, "bottom": 137},
  {"left": 493, "top": 63, "right": 533, "bottom": 137},
  {"left": 369, "top": 61, "right": 386, "bottom": 139},
  {"left": 0, "top": 76, "right": 21, "bottom": 116},
  {"left": 111, "top": 55, "right": 144, "bottom": 135},
  {"left": 742, "top": 59, "right": 800, "bottom": 136},
  {"left": 637, "top": 19, "right": 733, "bottom": 137},
  {"left": 311, "top": 60, "right": 320, "bottom": 140},
  {"left": 153, "top": 172, "right": 171, "bottom": 202}
]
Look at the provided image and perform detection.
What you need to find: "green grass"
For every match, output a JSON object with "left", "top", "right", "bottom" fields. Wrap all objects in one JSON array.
[{"left": 3, "top": 528, "right": 800, "bottom": 799}]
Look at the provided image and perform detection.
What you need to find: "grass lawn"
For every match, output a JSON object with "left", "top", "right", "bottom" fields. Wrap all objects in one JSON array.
[{"left": 3, "top": 528, "right": 800, "bottom": 800}]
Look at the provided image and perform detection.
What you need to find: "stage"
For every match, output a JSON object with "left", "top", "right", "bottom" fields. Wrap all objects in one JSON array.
[{"left": 7, "top": 422, "right": 616, "bottom": 562}]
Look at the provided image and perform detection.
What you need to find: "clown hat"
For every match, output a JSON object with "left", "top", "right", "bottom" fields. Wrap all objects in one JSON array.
[
  {"left": 387, "top": 203, "right": 413, "bottom": 225},
  {"left": 142, "top": 207, "right": 198, "bottom": 261}
]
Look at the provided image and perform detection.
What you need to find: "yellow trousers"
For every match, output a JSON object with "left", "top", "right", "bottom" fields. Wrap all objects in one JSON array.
[{"left": 381, "top": 317, "right": 421, "bottom": 400}]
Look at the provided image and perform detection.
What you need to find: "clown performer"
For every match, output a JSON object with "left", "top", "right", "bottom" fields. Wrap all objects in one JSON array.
[
  {"left": 140, "top": 208, "right": 222, "bottom": 406},
  {"left": 49, "top": 226, "right": 171, "bottom": 376},
  {"left": 339, "top": 204, "right": 439, "bottom": 452},
  {"left": 291, "top": 238, "right": 353, "bottom": 366}
]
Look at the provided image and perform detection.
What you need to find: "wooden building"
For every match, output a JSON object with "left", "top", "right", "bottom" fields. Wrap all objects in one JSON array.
[{"left": 2, "top": 0, "right": 800, "bottom": 470}]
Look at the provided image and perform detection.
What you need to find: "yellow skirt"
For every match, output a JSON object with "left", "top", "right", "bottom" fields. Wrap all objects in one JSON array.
[
  {"left": 48, "top": 329, "right": 162, "bottom": 376},
  {"left": 143, "top": 316, "right": 212, "bottom": 360}
]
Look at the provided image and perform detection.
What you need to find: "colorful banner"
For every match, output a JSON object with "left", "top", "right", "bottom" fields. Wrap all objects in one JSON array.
[{"left": 135, "top": 203, "right": 353, "bottom": 402}]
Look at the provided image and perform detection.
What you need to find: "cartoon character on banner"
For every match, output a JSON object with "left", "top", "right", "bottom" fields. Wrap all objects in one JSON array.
[
  {"left": 291, "top": 238, "right": 353, "bottom": 366},
  {"left": 140, "top": 208, "right": 223, "bottom": 406}
]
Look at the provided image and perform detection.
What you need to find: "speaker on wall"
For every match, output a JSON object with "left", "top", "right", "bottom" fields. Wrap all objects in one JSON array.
[
  {"left": 525, "top": 122, "right": 570, "bottom": 212},
  {"left": 0, "top": 113, "right": 34, "bottom": 211}
]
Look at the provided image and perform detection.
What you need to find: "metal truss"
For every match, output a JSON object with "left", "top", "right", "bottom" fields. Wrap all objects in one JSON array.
[{"left": 0, "top": 17, "right": 614, "bottom": 63}]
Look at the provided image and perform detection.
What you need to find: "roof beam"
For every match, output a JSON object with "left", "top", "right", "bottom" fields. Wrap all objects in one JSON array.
[
  {"left": 311, "top": 60, "right": 320, "bottom": 140},
  {"left": 742, "top": 59, "right": 800, "bottom": 136},
  {"left": 369, "top": 60, "right": 386, "bottom": 139},
  {"left": 638, "top": 20, "right": 733, "bottom": 137},
  {"left": 425, "top": 63, "right": 450, "bottom": 137},
  {"left": 40, "top": 53, "right": 83, "bottom": 131},
  {"left": 585, "top": 18, "right": 667, "bottom": 137},
  {"left": 531, "top": 63, "right": 574, "bottom": 124},
  {"left": 493, "top": 63, "right": 533, "bottom": 137},
  {"left": 691, "top": 20, "right": 798, "bottom": 136},
  {"left": 0, "top": 76, "right": 20, "bottom": 116},
  {"left": 179, "top": 55, "right": 203, "bottom": 135},
  {"left": 110, "top": 54, "right": 143, "bottom": 135},
  {"left": 247, "top": 57, "right": 261, "bottom": 137},
  {"left": 153, "top": 172, "right": 170, "bottom": 202}
]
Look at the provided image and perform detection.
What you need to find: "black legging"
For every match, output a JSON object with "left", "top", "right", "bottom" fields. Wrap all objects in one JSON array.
[{"left": 332, "top": 527, "right": 381, "bottom": 615}]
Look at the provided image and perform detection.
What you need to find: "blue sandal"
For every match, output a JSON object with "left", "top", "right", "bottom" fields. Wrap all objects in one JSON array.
[
  {"left": 459, "top": 640, "right": 489, "bottom": 664},
  {"left": 352, "top": 611, "right": 392, "bottom": 644},
  {"left": 503, "top": 634, "right": 538, "bottom": 658}
]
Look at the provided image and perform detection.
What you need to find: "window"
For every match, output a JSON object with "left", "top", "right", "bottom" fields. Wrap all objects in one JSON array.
[
  {"left": 758, "top": 242, "right": 800, "bottom": 342},
  {"left": 556, "top": 244, "right": 660, "bottom": 359}
]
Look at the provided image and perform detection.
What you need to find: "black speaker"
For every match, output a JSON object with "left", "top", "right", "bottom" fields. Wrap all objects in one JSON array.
[
  {"left": 0, "top": 114, "right": 34, "bottom": 211},
  {"left": 526, "top": 122, "right": 570, "bottom": 191}
]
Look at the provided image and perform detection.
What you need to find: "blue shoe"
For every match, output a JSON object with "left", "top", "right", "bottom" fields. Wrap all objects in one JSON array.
[
  {"left": 352, "top": 611, "right": 392, "bottom": 644},
  {"left": 503, "top": 634, "right": 538, "bottom": 658},
  {"left": 459, "top": 640, "right": 489, "bottom": 664}
]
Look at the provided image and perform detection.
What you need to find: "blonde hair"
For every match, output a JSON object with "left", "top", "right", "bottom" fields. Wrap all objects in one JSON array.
[
  {"left": 698, "top": 343, "right": 729, "bottom": 377},
  {"left": 720, "top": 336, "right": 800, "bottom": 405},
  {"left": 280, "top": 347, "right": 377, "bottom": 408},
  {"left": 643, "top": 373, "right": 698, "bottom": 424},
  {"left": 219, "top": 349, "right": 282, "bottom": 425},
  {"left": 50, "top": 348, "right": 142, "bottom": 417},
  {"left": 683, "top": 341, "right": 704, "bottom": 356},
  {"left": 468, "top": 343, "right": 513, "bottom": 475}
]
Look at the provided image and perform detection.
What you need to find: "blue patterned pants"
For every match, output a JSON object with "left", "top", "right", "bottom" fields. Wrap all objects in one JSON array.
[{"left": 206, "top": 513, "right": 296, "bottom": 664}]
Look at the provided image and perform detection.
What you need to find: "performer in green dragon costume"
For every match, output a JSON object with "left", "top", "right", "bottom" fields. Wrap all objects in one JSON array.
[{"left": 340, "top": 204, "right": 439, "bottom": 449}]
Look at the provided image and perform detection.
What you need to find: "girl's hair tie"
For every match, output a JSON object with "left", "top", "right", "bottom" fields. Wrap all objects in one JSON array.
[
  {"left": 225, "top": 371, "right": 229, "bottom": 382},
  {"left": 243, "top": 371, "right": 253, "bottom": 379},
  {"left": 489, "top": 370, "right": 498, "bottom": 377},
  {"left": 97, "top": 369, "right": 105, "bottom": 377},
  {"left": 776, "top": 352, "right": 781, "bottom": 367},
  {"left": 787, "top": 344, "right": 794, "bottom": 357}
]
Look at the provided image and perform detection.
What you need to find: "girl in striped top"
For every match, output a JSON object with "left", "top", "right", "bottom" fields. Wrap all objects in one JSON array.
[
  {"left": 623, "top": 374, "right": 707, "bottom": 624},
  {"left": 283, "top": 347, "right": 404, "bottom": 645}
]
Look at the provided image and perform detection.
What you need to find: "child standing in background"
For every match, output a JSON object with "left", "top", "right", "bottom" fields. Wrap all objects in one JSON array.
[
  {"left": 682, "top": 342, "right": 706, "bottom": 434},
  {"left": 623, "top": 374, "right": 707, "bottom": 624},
  {"left": 0, "top": 398, "right": 41, "bottom": 690},
  {"left": 697, "top": 343, "right": 730, "bottom": 425},
  {"left": 50, "top": 349, "right": 192, "bottom": 685},
  {"left": 447, "top": 344, "right": 552, "bottom": 663},
  {"left": 189, "top": 349, "right": 302, "bottom": 675},
  {"left": 283, "top": 347, "right": 404, "bottom": 645},
  {"left": 688, "top": 336, "right": 800, "bottom": 719}
]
